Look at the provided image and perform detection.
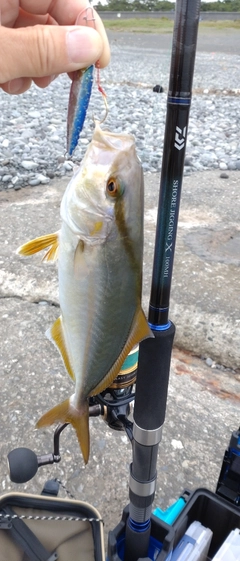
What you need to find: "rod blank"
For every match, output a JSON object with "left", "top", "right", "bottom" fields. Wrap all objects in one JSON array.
[{"left": 148, "top": 0, "right": 201, "bottom": 327}]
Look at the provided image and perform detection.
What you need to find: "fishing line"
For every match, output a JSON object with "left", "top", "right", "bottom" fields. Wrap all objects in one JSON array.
[{"left": 81, "top": 4, "right": 109, "bottom": 126}]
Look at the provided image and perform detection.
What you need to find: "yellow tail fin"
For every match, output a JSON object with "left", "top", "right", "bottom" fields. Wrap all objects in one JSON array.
[{"left": 36, "top": 398, "right": 90, "bottom": 464}]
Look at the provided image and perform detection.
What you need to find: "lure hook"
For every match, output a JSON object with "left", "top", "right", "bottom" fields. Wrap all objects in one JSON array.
[
  {"left": 93, "top": 75, "right": 109, "bottom": 126},
  {"left": 81, "top": 5, "right": 96, "bottom": 25}
]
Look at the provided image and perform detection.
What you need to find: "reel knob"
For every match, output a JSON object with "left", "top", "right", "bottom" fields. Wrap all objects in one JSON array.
[{"left": 8, "top": 447, "right": 38, "bottom": 483}]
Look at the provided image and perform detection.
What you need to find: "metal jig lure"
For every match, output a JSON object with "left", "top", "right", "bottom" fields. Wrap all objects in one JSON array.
[{"left": 66, "top": 6, "right": 108, "bottom": 156}]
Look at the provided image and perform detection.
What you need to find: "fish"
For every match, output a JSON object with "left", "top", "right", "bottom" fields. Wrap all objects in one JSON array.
[
  {"left": 18, "top": 125, "right": 153, "bottom": 464},
  {"left": 67, "top": 65, "right": 94, "bottom": 155}
]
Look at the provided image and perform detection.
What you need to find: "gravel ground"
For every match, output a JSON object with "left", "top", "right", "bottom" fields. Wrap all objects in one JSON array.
[{"left": 0, "top": 35, "right": 239, "bottom": 189}]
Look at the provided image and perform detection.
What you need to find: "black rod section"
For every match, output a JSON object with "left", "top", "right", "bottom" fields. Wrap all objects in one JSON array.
[
  {"left": 134, "top": 323, "right": 175, "bottom": 431},
  {"left": 148, "top": 0, "right": 201, "bottom": 328}
]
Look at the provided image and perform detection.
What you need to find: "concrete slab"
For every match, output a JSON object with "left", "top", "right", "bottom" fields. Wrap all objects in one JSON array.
[{"left": 143, "top": 170, "right": 240, "bottom": 370}]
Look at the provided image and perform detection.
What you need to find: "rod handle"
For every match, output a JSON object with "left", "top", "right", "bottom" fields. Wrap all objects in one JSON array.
[{"left": 134, "top": 323, "right": 175, "bottom": 431}]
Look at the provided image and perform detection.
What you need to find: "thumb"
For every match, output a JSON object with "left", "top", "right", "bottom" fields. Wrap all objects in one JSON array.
[{"left": 0, "top": 24, "right": 103, "bottom": 83}]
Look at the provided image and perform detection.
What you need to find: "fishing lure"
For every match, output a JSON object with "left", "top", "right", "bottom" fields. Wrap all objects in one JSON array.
[
  {"left": 67, "top": 65, "right": 94, "bottom": 156},
  {"left": 66, "top": 5, "right": 108, "bottom": 156}
]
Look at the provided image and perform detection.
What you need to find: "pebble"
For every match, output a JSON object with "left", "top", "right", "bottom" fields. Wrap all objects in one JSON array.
[
  {"left": 29, "top": 178, "right": 40, "bottom": 186},
  {"left": 11, "top": 176, "right": 19, "bottom": 185},
  {"left": 20, "top": 160, "right": 39, "bottom": 171},
  {"left": 46, "top": 171, "right": 55, "bottom": 179},
  {"left": 2, "top": 139, "right": 9, "bottom": 148},
  {"left": 0, "top": 46, "right": 239, "bottom": 190},
  {"left": 63, "top": 161, "right": 74, "bottom": 172},
  {"left": 35, "top": 173, "right": 50, "bottom": 184},
  {"left": 28, "top": 110, "right": 41, "bottom": 119},
  {"left": 2, "top": 175, "right": 12, "bottom": 182},
  {"left": 228, "top": 161, "right": 237, "bottom": 170},
  {"left": 206, "top": 357, "right": 213, "bottom": 367},
  {"left": 28, "top": 173, "right": 50, "bottom": 186},
  {"left": 50, "top": 135, "right": 60, "bottom": 142},
  {"left": 219, "top": 162, "right": 228, "bottom": 170},
  {"left": 171, "top": 439, "right": 184, "bottom": 450},
  {"left": 21, "top": 129, "right": 35, "bottom": 139}
]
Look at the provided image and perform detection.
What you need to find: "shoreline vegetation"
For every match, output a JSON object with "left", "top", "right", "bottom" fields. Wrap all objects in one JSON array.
[
  {"left": 101, "top": 17, "right": 240, "bottom": 33},
  {"left": 96, "top": 0, "right": 240, "bottom": 11},
  {"left": 96, "top": 0, "right": 240, "bottom": 13}
]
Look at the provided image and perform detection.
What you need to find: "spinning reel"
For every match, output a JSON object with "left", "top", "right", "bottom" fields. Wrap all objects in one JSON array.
[{"left": 7, "top": 346, "right": 138, "bottom": 484}]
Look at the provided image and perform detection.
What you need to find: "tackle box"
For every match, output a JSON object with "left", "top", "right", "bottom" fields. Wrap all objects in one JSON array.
[
  {"left": 211, "top": 528, "right": 240, "bottom": 560},
  {"left": 0, "top": 490, "right": 105, "bottom": 561},
  {"left": 108, "top": 488, "right": 240, "bottom": 561}
]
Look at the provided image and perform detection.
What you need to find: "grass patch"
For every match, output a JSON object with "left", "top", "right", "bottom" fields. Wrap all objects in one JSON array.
[
  {"left": 102, "top": 17, "right": 174, "bottom": 33},
  {"left": 200, "top": 19, "right": 240, "bottom": 30},
  {"left": 102, "top": 16, "right": 240, "bottom": 33}
]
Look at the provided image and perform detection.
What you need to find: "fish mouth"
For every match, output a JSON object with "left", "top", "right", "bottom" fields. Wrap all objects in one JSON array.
[{"left": 93, "top": 124, "right": 136, "bottom": 153}]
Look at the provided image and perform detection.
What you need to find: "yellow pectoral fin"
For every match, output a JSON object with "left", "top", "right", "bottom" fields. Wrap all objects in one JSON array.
[
  {"left": 17, "top": 232, "right": 59, "bottom": 262},
  {"left": 90, "top": 307, "right": 154, "bottom": 396},
  {"left": 46, "top": 316, "right": 75, "bottom": 382},
  {"left": 36, "top": 398, "right": 90, "bottom": 464}
]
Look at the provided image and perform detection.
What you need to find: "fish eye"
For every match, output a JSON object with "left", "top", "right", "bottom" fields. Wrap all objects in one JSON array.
[
  {"left": 106, "top": 177, "right": 118, "bottom": 197},
  {"left": 106, "top": 177, "right": 123, "bottom": 198}
]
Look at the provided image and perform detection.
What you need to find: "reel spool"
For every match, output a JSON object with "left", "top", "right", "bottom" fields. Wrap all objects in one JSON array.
[{"left": 108, "top": 345, "right": 139, "bottom": 390}]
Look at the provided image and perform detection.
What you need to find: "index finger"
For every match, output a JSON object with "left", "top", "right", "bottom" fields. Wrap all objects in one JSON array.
[
  {"left": 20, "top": 0, "right": 110, "bottom": 67},
  {"left": 20, "top": 0, "right": 90, "bottom": 22}
]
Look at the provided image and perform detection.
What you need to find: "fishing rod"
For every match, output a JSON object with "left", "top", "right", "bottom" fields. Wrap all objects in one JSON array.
[{"left": 121, "top": 1, "right": 201, "bottom": 560}]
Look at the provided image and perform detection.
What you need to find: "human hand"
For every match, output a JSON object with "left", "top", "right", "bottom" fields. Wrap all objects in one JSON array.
[{"left": 0, "top": 0, "right": 110, "bottom": 94}]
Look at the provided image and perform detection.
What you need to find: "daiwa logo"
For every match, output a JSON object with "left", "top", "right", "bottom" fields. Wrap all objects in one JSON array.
[{"left": 174, "top": 126, "right": 186, "bottom": 150}]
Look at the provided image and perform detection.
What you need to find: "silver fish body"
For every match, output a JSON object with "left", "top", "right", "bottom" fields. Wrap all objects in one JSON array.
[{"left": 18, "top": 125, "right": 153, "bottom": 463}]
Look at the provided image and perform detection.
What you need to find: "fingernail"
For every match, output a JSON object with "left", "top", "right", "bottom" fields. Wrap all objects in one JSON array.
[
  {"left": 8, "top": 78, "right": 24, "bottom": 94},
  {"left": 66, "top": 29, "right": 100, "bottom": 64}
]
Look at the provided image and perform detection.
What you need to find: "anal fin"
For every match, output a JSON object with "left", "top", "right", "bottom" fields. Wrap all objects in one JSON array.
[
  {"left": 46, "top": 316, "right": 75, "bottom": 382},
  {"left": 17, "top": 232, "right": 59, "bottom": 262}
]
